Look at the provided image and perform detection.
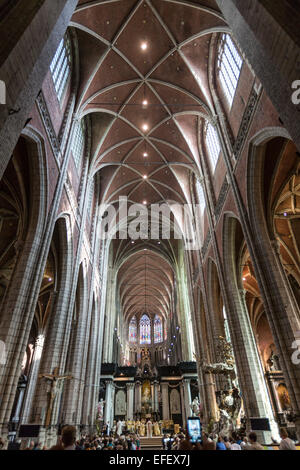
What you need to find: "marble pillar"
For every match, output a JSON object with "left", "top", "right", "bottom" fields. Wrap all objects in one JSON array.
[
  {"left": 180, "top": 383, "right": 187, "bottom": 427},
  {"left": 21, "top": 335, "right": 45, "bottom": 423},
  {"left": 126, "top": 383, "right": 134, "bottom": 420},
  {"left": 153, "top": 381, "right": 159, "bottom": 413},
  {"left": 161, "top": 382, "right": 170, "bottom": 420},
  {"left": 182, "top": 378, "right": 192, "bottom": 422},
  {"left": 104, "top": 380, "right": 114, "bottom": 427},
  {"left": 135, "top": 381, "right": 142, "bottom": 414}
]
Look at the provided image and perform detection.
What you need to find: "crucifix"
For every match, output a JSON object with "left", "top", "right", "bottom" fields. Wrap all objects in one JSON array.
[{"left": 39, "top": 367, "right": 73, "bottom": 426}]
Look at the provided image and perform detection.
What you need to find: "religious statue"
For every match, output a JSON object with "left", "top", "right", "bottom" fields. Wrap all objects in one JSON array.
[
  {"left": 174, "top": 423, "right": 180, "bottom": 434},
  {"left": 199, "top": 337, "right": 237, "bottom": 383},
  {"left": 97, "top": 398, "right": 105, "bottom": 422},
  {"left": 267, "top": 350, "right": 281, "bottom": 372},
  {"left": 135, "top": 419, "right": 141, "bottom": 435},
  {"left": 190, "top": 397, "right": 200, "bottom": 417},
  {"left": 153, "top": 421, "right": 161, "bottom": 436},
  {"left": 159, "top": 420, "right": 163, "bottom": 435},
  {"left": 39, "top": 367, "right": 73, "bottom": 426},
  {"left": 216, "top": 387, "right": 242, "bottom": 431},
  {"left": 140, "top": 420, "right": 146, "bottom": 437},
  {"left": 218, "top": 409, "right": 231, "bottom": 435}
]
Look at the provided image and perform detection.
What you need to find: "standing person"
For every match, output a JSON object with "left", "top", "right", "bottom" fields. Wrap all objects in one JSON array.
[
  {"left": 162, "top": 433, "right": 168, "bottom": 450},
  {"left": 61, "top": 425, "right": 77, "bottom": 450},
  {"left": 242, "top": 432, "right": 264, "bottom": 450},
  {"left": 216, "top": 436, "right": 227, "bottom": 450},
  {"left": 279, "top": 428, "right": 297, "bottom": 450},
  {"left": 223, "top": 436, "right": 231, "bottom": 450},
  {"left": 167, "top": 434, "right": 174, "bottom": 450},
  {"left": 116, "top": 419, "right": 123, "bottom": 437},
  {"left": 230, "top": 433, "right": 242, "bottom": 450},
  {"left": 147, "top": 419, "right": 153, "bottom": 438}
]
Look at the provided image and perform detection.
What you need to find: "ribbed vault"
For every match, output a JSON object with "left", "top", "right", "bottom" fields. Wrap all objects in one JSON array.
[{"left": 71, "top": 0, "right": 227, "bottom": 324}]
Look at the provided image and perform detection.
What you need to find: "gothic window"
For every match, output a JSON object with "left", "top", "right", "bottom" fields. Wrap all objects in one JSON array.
[
  {"left": 205, "top": 123, "right": 221, "bottom": 171},
  {"left": 154, "top": 315, "right": 163, "bottom": 344},
  {"left": 140, "top": 314, "right": 151, "bottom": 344},
  {"left": 129, "top": 316, "right": 137, "bottom": 343},
  {"left": 87, "top": 177, "right": 95, "bottom": 217},
  {"left": 50, "top": 33, "right": 72, "bottom": 103},
  {"left": 195, "top": 179, "right": 206, "bottom": 244},
  {"left": 72, "top": 119, "right": 85, "bottom": 168},
  {"left": 222, "top": 307, "right": 231, "bottom": 344},
  {"left": 196, "top": 179, "right": 206, "bottom": 215},
  {"left": 217, "top": 33, "right": 243, "bottom": 107}
]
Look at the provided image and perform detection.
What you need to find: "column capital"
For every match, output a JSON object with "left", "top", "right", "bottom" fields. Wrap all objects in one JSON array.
[
  {"left": 183, "top": 377, "right": 191, "bottom": 384},
  {"left": 35, "top": 334, "right": 45, "bottom": 348}
]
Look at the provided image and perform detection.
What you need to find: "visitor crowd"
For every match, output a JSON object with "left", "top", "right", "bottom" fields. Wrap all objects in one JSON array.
[{"left": 0, "top": 426, "right": 297, "bottom": 450}]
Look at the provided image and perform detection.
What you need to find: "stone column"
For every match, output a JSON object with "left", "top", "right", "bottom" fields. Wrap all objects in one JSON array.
[
  {"left": 161, "top": 382, "right": 170, "bottom": 420},
  {"left": 225, "top": 284, "right": 279, "bottom": 442},
  {"left": 110, "top": 384, "right": 116, "bottom": 429},
  {"left": 135, "top": 381, "right": 142, "bottom": 414},
  {"left": 103, "top": 380, "right": 114, "bottom": 426},
  {"left": 153, "top": 381, "right": 159, "bottom": 413},
  {"left": 182, "top": 378, "right": 192, "bottom": 421},
  {"left": 11, "top": 380, "right": 27, "bottom": 428},
  {"left": 179, "top": 383, "right": 186, "bottom": 428},
  {"left": 21, "top": 335, "right": 45, "bottom": 423},
  {"left": 126, "top": 383, "right": 134, "bottom": 420}
]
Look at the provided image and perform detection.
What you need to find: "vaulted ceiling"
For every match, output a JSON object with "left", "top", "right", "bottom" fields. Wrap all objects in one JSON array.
[{"left": 71, "top": 0, "right": 228, "bottom": 324}]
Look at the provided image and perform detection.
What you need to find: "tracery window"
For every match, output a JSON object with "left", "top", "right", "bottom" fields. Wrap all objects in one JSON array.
[
  {"left": 196, "top": 179, "right": 206, "bottom": 215},
  {"left": 154, "top": 315, "right": 163, "bottom": 344},
  {"left": 140, "top": 314, "right": 151, "bottom": 345},
  {"left": 129, "top": 316, "right": 137, "bottom": 343},
  {"left": 50, "top": 33, "right": 72, "bottom": 103},
  {"left": 72, "top": 119, "right": 86, "bottom": 168},
  {"left": 205, "top": 123, "right": 221, "bottom": 171},
  {"left": 87, "top": 177, "right": 95, "bottom": 216},
  {"left": 217, "top": 33, "right": 243, "bottom": 107}
]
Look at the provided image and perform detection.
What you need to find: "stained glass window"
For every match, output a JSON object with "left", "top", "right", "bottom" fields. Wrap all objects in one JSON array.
[
  {"left": 154, "top": 315, "right": 163, "bottom": 344},
  {"left": 218, "top": 33, "right": 243, "bottom": 108},
  {"left": 129, "top": 316, "right": 137, "bottom": 343},
  {"left": 72, "top": 119, "right": 85, "bottom": 168},
  {"left": 205, "top": 123, "right": 221, "bottom": 171},
  {"left": 140, "top": 314, "right": 151, "bottom": 344}
]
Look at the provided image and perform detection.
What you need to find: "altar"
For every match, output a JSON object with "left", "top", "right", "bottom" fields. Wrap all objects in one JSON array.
[{"left": 100, "top": 359, "right": 199, "bottom": 432}]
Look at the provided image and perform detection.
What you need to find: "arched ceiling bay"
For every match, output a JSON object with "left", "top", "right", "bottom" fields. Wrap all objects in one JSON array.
[
  {"left": 117, "top": 249, "right": 174, "bottom": 321},
  {"left": 72, "top": 0, "right": 227, "bottom": 207}
]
